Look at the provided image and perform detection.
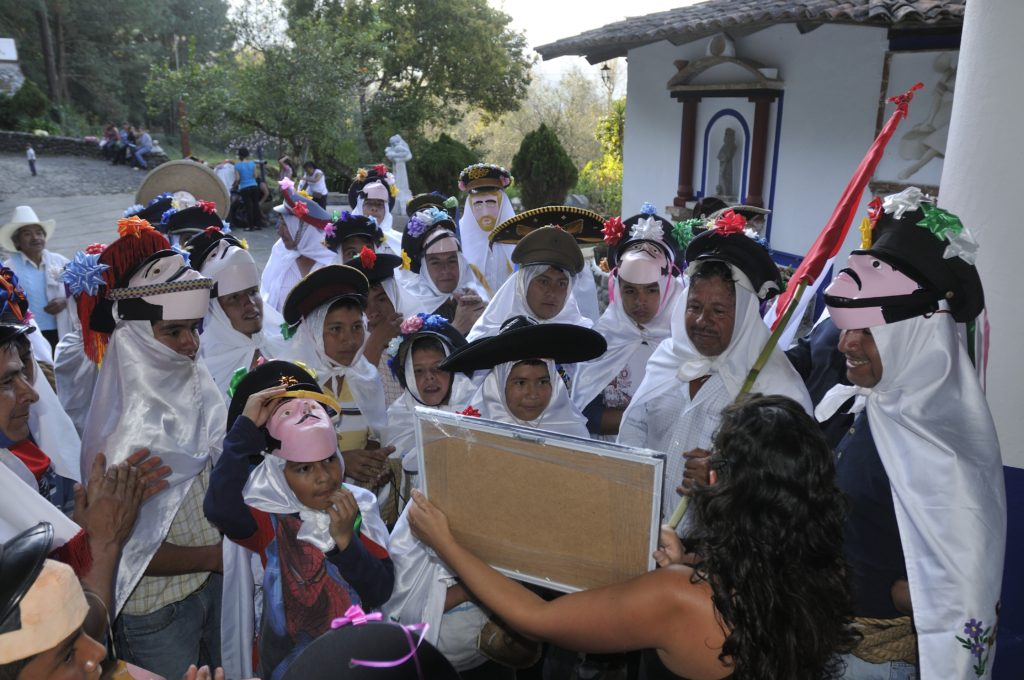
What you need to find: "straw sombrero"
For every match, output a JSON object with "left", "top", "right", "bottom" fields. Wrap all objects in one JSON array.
[{"left": 135, "top": 160, "right": 230, "bottom": 217}]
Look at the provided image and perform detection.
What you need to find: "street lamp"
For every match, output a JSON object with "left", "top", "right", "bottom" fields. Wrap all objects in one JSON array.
[{"left": 600, "top": 63, "right": 612, "bottom": 89}]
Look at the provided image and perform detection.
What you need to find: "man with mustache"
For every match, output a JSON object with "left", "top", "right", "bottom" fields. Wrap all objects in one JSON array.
[{"left": 617, "top": 212, "right": 811, "bottom": 522}]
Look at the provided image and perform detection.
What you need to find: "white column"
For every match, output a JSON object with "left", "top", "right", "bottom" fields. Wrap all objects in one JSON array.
[{"left": 939, "top": 1, "right": 1024, "bottom": 468}]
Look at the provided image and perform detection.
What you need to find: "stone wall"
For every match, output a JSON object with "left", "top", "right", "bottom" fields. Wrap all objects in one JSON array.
[{"left": 0, "top": 129, "right": 169, "bottom": 166}]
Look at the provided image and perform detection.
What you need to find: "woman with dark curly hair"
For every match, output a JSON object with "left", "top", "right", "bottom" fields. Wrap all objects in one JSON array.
[{"left": 408, "top": 394, "right": 857, "bottom": 680}]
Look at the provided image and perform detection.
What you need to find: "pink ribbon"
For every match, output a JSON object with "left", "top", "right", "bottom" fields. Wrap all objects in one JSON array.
[{"left": 330, "top": 606, "right": 431, "bottom": 676}]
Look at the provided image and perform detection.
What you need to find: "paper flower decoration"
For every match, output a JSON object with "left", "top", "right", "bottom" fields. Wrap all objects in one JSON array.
[
  {"left": 117, "top": 216, "right": 154, "bottom": 239},
  {"left": 400, "top": 249, "right": 412, "bottom": 270},
  {"left": 291, "top": 202, "right": 309, "bottom": 219},
  {"left": 640, "top": 202, "right": 657, "bottom": 216},
  {"left": 84, "top": 243, "right": 106, "bottom": 255},
  {"left": 297, "top": 189, "right": 313, "bottom": 200},
  {"left": 61, "top": 252, "right": 110, "bottom": 297},
  {"left": 458, "top": 406, "right": 481, "bottom": 417},
  {"left": 373, "top": 164, "right": 390, "bottom": 177},
  {"left": 389, "top": 184, "right": 399, "bottom": 198},
  {"left": 324, "top": 223, "right": 336, "bottom": 238},
  {"left": 630, "top": 216, "right": 664, "bottom": 242},
  {"left": 385, "top": 335, "right": 403, "bottom": 358},
  {"left": 882, "top": 187, "right": 925, "bottom": 219},
  {"left": 278, "top": 177, "right": 294, "bottom": 192},
  {"left": 359, "top": 246, "right": 376, "bottom": 269},
  {"left": 743, "top": 228, "right": 770, "bottom": 249},
  {"left": 123, "top": 204, "right": 144, "bottom": 218},
  {"left": 944, "top": 227, "right": 979, "bottom": 264},
  {"left": 237, "top": 238, "right": 249, "bottom": 250},
  {"left": 171, "top": 244, "right": 191, "bottom": 266},
  {"left": 160, "top": 208, "right": 178, "bottom": 224},
  {"left": 917, "top": 203, "right": 964, "bottom": 239},
  {"left": 602, "top": 216, "right": 625, "bottom": 246},
  {"left": 859, "top": 217, "right": 873, "bottom": 250},
  {"left": 197, "top": 200, "right": 218, "bottom": 214},
  {"left": 714, "top": 209, "right": 746, "bottom": 234},
  {"left": 226, "top": 367, "right": 248, "bottom": 398},
  {"left": 421, "top": 313, "right": 446, "bottom": 331},
  {"left": 672, "top": 219, "right": 701, "bottom": 250},
  {"left": 443, "top": 196, "right": 458, "bottom": 210},
  {"left": 400, "top": 315, "right": 424, "bottom": 334},
  {"left": 406, "top": 214, "right": 428, "bottom": 238},
  {"left": 280, "top": 321, "right": 298, "bottom": 340},
  {"left": 204, "top": 225, "right": 222, "bottom": 235},
  {"left": 355, "top": 168, "right": 368, "bottom": 182}
]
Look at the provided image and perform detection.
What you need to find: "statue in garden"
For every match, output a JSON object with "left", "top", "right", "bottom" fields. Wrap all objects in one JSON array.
[{"left": 385, "top": 135, "right": 414, "bottom": 216}]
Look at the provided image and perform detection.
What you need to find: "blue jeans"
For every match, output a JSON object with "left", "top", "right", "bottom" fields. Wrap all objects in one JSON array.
[
  {"left": 841, "top": 654, "right": 918, "bottom": 679},
  {"left": 115, "top": 574, "right": 222, "bottom": 680},
  {"left": 134, "top": 145, "right": 152, "bottom": 169}
]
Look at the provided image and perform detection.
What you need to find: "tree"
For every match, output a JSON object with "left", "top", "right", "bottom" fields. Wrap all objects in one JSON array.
[
  {"left": 578, "top": 97, "right": 625, "bottom": 215},
  {"left": 410, "top": 134, "right": 478, "bottom": 196},
  {"left": 511, "top": 124, "right": 578, "bottom": 209},
  {"left": 284, "top": 0, "right": 533, "bottom": 157}
]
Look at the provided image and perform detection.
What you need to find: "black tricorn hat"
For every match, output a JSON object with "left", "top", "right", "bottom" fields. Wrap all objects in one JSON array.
[
  {"left": 608, "top": 211, "right": 682, "bottom": 270},
  {"left": 490, "top": 206, "right": 604, "bottom": 249},
  {"left": 510, "top": 226, "right": 584, "bottom": 275},
  {"left": 390, "top": 316, "right": 468, "bottom": 389},
  {"left": 439, "top": 315, "right": 606, "bottom": 374},
  {"left": 406, "top": 192, "right": 452, "bottom": 216},
  {"left": 348, "top": 165, "right": 395, "bottom": 211},
  {"left": 161, "top": 203, "right": 224, "bottom": 235},
  {"left": 132, "top": 194, "right": 174, "bottom": 224},
  {"left": 829, "top": 202, "right": 984, "bottom": 324},
  {"left": 184, "top": 227, "right": 244, "bottom": 272},
  {"left": 226, "top": 360, "right": 336, "bottom": 434},
  {"left": 344, "top": 249, "right": 403, "bottom": 286},
  {"left": 279, "top": 620, "right": 460, "bottom": 680},
  {"left": 685, "top": 226, "right": 782, "bottom": 301},
  {"left": 0, "top": 522, "right": 53, "bottom": 636},
  {"left": 326, "top": 213, "right": 384, "bottom": 253},
  {"left": 282, "top": 265, "right": 370, "bottom": 326}
]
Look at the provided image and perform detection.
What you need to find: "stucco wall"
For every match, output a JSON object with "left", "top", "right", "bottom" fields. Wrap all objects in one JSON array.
[{"left": 623, "top": 23, "right": 897, "bottom": 263}]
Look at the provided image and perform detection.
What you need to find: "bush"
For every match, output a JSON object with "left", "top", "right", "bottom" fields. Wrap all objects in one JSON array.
[
  {"left": 10, "top": 80, "right": 50, "bottom": 121},
  {"left": 577, "top": 156, "right": 622, "bottom": 216},
  {"left": 411, "top": 134, "right": 478, "bottom": 197},
  {"left": 511, "top": 124, "right": 578, "bottom": 210}
]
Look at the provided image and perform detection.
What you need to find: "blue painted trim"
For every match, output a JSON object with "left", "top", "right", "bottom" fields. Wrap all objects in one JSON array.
[
  {"left": 765, "top": 91, "right": 784, "bottom": 243},
  {"left": 770, "top": 248, "right": 802, "bottom": 269},
  {"left": 994, "top": 464, "right": 1024, "bottom": 678},
  {"left": 698, "top": 109, "right": 751, "bottom": 203}
]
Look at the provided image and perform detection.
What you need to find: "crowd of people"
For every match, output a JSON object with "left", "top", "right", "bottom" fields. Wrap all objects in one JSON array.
[
  {"left": 0, "top": 153, "right": 1005, "bottom": 680},
  {"left": 100, "top": 123, "right": 155, "bottom": 170}
]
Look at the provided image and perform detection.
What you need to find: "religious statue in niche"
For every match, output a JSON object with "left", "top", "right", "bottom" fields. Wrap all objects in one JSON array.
[
  {"left": 716, "top": 128, "right": 738, "bottom": 200},
  {"left": 385, "top": 134, "right": 413, "bottom": 215},
  {"left": 897, "top": 53, "right": 956, "bottom": 180}
]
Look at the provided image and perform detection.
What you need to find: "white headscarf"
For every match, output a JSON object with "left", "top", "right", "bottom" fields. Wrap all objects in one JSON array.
[
  {"left": 242, "top": 452, "right": 389, "bottom": 553},
  {"left": 53, "top": 329, "right": 98, "bottom": 437},
  {"left": 400, "top": 247, "right": 491, "bottom": 319},
  {"left": 458, "top": 192, "right": 516, "bottom": 292},
  {"left": 621, "top": 269, "right": 812, "bottom": 424},
  {"left": 200, "top": 296, "right": 290, "bottom": 400},
  {"left": 353, "top": 193, "right": 400, "bottom": 254},
  {"left": 472, "top": 359, "right": 589, "bottom": 438},
  {"left": 817, "top": 312, "right": 1005, "bottom": 679},
  {"left": 260, "top": 213, "right": 337, "bottom": 313},
  {"left": 80, "top": 320, "right": 227, "bottom": 614},
  {"left": 282, "top": 300, "right": 388, "bottom": 436},
  {"left": 28, "top": 353, "right": 81, "bottom": 482},
  {"left": 467, "top": 265, "right": 593, "bottom": 341},
  {"left": 383, "top": 337, "right": 473, "bottom": 471},
  {"left": 571, "top": 272, "right": 686, "bottom": 413}
]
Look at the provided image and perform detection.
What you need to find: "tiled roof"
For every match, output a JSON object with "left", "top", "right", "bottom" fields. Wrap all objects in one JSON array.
[{"left": 535, "top": 0, "right": 965, "bottom": 63}]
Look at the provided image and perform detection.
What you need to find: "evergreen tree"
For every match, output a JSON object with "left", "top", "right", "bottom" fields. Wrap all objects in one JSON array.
[
  {"left": 411, "top": 134, "right": 478, "bottom": 196},
  {"left": 511, "top": 124, "right": 578, "bottom": 210}
]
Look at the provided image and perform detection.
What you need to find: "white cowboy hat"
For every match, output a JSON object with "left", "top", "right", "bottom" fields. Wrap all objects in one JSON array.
[{"left": 0, "top": 206, "right": 56, "bottom": 253}]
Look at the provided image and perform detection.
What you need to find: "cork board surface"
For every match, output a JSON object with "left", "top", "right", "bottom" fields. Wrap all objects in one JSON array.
[{"left": 418, "top": 414, "right": 662, "bottom": 592}]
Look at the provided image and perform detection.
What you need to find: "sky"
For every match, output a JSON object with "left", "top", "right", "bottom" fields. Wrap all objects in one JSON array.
[{"left": 491, "top": 0, "right": 698, "bottom": 86}]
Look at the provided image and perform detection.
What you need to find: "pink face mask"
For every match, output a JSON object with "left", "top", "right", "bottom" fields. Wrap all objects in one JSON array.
[
  {"left": 266, "top": 398, "right": 338, "bottom": 462},
  {"left": 825, "top": 253, "right": 921, "bottom": 329}
]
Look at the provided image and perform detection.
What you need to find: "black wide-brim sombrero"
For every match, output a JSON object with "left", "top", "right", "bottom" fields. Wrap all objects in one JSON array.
[
  {"left": 394, "top": 322, "right": 469, "bottom": 386},
  {"left": 490, "top": 206, "right": 605, "bottom": 247},
  {"left": 439, "top": 316, "right": 606, "bottom": 373},
  {"left": 226, "top": 360, "right": 338, "bottom": 431},
  {"left": 344, "top": 252, "right": 403, "bottom": 285},
  {"left": 685, "top": 228, "right": 782, "bottom": 301},
  {"left": 135, "top": 160, "right": 230, "bottom": 217},
  {"left": 282, "top": 265, "right": 370, "bottom": 326},
  {"left": 279, "top": 621, "right": 460, "bottom": 680}
]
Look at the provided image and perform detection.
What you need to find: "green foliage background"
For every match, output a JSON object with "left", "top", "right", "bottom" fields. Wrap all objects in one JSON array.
[{"left": 511, "top": 123, "right": 579, "bottom": 210}]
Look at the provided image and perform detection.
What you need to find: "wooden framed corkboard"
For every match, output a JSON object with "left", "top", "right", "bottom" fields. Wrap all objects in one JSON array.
[{"left": 415, "top": 408, "right": 664, "bottom": 593}]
